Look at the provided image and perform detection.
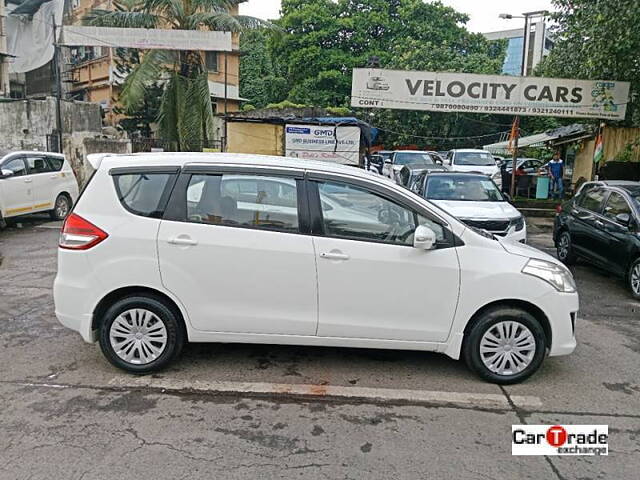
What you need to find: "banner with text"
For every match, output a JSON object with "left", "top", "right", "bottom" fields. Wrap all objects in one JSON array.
[
  {"left": 285, "top": 125, "right": 361, "bottom": 165},
  {"left": 351, "top": 68, "right": 630, "bottom": 120}
]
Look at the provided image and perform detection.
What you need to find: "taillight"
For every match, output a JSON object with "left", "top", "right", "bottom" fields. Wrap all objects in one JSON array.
[{"left": 59, "top": 213, "right": 108, "bottom": 250}]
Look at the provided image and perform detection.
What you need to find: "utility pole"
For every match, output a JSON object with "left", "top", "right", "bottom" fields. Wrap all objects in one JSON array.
[
  {"left": 500, "top": 10, "right": 547, "bottom": 197},
  {"left": 51, "top": 13, "right": 64, "bottom": 153},
  {"left": 223, "top": 50, "right": 228, "bottom": 152}
]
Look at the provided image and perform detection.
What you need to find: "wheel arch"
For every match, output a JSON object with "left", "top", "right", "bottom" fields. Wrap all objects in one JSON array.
[
  {"left": 92, "top": 286, "right": 188, "bottom": 336},
  {"left": 463, "top": 299, "right": 552, "bottom": 347}
]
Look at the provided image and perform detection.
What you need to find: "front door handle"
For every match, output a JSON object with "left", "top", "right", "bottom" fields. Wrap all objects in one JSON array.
[
  {"left": 24, "top": 178, "right": 32, "bottom": 183},
  {"left": 320, "top": 251, "right": 350, "bottom": 261},
  {"left": 168, "top": 235, "right": 198, "bottom": 246},
  {"left": 594, "top": 219, "right": 604, "bottom": 228}
]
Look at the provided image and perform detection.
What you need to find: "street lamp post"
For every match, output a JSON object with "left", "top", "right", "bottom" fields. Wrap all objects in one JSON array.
[{"left": 499, "top": 11, "right": 547, "bottom": 197}]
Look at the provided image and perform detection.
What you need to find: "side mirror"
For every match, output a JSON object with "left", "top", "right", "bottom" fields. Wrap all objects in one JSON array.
[
  {"left": 384, "top": 159, "right": 392, "bottom": 165},
  {"left": 414, "top": 224, "right": 437, "bottom": 250},
  {"left": 0, "top": 169, "right": 14, "bottom": 178},
  {"left": 434, "top": 158, "right": 443, "bottom": 165},
  {"left": 616, "top": 213, "right": 631, "bottom": 227},
  {"left": 503, "top": 192, "right": 512, "bottom": 202}
]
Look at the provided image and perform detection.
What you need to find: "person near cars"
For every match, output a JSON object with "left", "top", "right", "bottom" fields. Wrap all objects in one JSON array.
[
  {"left": 549, "top": 152, "right": 564, "bottom": 199},
  {"left": 54, "top": 153, "right": 577, "bottom": 384}
]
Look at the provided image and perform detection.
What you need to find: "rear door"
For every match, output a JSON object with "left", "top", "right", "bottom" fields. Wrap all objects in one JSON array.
[
  {"left": 158, "top": 167, "right": 318, "bottom": 336},
  {"left": 24, "top": 154, "right": 54, "bottom": 212},
  {"left": 0, "top": 157, "right": 32, "bottom": 217},
  {"left": 570, "top": 187, "right": 609, "bottom": 264}
]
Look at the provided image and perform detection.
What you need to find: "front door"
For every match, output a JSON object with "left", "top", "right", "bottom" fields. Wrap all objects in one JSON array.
[
  {"left": 600, "top": 191, "right": 637, "bottom": 276},
  {"left": 158, "top": 171, "right": 318, "bottom": 336},
  {"left": 0, "top": 157, "right": 32, "bottom": 218},
  {"left": 571, "top": 187, "right": 608, "bottom": 263},
  {"left": 311, "top": 179, "right": 460, "bottom": 343}
]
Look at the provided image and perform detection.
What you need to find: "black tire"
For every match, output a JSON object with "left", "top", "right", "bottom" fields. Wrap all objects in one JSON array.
[
  {"left": 463, "top": 307, "right": 547, "bottom": 384},
  {"left": 50, "top": 193, "right": 71, "bottom": 220},
  {"left": 99, "top": 295, "right": 185, "bottom": 374},
  {"left": 628, "top": 258, "right": 640, "bottom": 300},
  {"left": 556, "top": 230, "right": 576, "bottom": 265}
]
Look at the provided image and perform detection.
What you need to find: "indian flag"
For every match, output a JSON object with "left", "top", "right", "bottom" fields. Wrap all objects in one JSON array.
[{"left": 593, "top": 134, "right": 604, "bottom": 163}]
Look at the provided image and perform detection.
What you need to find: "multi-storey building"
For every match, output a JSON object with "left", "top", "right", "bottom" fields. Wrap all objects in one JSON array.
[
  {"left": 483, "top": 22, "right": 554, "bottom": 76},
  {"left": 68, "top": 0, "right": 242, "bottom": 126}
]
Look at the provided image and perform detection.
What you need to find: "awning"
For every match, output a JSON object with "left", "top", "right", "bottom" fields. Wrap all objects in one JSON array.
[
  {"left": 484, "top": 124, "right": 592, "bottom": 153},
  {"left": 208, "top": 81, "right": 247, "bottom": 102}
]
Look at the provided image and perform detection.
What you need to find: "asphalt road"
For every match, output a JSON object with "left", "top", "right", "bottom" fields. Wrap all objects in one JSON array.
[{"left": 0, "top": 215, "right": 638, "bottom": 479}]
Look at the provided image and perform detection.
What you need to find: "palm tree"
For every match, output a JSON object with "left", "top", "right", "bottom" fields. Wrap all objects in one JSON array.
[{"left": 84, "top": 0, "right": 268, "bottom": 151}]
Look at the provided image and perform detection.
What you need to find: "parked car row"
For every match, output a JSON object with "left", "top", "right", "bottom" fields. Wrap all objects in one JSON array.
[{"left": 54, "top": 152, "right": 578, "bottom": 385}]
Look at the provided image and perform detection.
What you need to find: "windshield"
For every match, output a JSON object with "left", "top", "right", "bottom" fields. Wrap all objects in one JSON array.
[
  {"left": 454, "top": 151, "right": 495, "bottom": 166},
  {"left": 394, "top": 153, "right": 435, "bottom": 166},
  {"left": 424, "top": 175, "right": 505, "bottom": 202}
]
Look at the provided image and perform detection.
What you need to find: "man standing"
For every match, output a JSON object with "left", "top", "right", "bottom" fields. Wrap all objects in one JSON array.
[{"left": 548, "top": 152, "right": 564, "bottom": 199}]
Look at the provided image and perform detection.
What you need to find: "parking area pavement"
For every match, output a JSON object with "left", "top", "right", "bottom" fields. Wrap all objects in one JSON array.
[{"left": 0, "top": 217, "right": 639, "bottom": 479}]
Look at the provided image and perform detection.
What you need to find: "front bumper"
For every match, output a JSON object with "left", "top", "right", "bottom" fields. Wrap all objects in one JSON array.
[{"left": 536, "top": 289, "right": 579, "bottom": 357}]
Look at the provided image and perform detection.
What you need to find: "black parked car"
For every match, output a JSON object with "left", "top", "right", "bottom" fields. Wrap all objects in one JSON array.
[
  {"left": 398, "top": 163, "right": 448, "bottom": 192},
  {"left": 553, "top": 181, "right": 640, "bottom": 299}
]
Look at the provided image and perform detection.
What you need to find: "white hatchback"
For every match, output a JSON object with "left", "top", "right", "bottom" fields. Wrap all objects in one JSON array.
[
  {"left": 0, "top": 151, "right": 78, "bottom": 223},
  {"left": 54, "top": 153, "right": 578, "bottom": 384}
]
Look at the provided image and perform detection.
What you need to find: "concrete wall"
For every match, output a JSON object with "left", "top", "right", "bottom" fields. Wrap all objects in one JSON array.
[
  {"left": 0, "top": 97, "right": 102, "bottom": 151},
  {"left": 227, "top": 122, "right": 284, "bottom": 156}
]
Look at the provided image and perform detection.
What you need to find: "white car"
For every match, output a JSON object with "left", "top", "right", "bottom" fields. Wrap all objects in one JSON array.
[
  {"left": 446, "top": 149, "right": 499, "bottom": 177},
  {"left": 0, "top": 151, "right": 78, "bottom": 224},
  {"left": 421, "top": 172, "right": 527, "bottom": 243},
  {"left": 54, "top": 153, "right": 578, "bottom": 384}
]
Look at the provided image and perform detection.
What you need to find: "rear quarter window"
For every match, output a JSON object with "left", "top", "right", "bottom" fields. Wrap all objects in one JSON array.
[
  {"left": 113, "top": 172, "right": 175, "bottom": 218},
  {"left": 47, "top": 156, "right": 64, "bottom": 171}
]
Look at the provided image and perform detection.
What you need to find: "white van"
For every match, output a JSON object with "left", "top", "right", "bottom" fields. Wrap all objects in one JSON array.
[
  {"left": 0, "top": 151, "right": 79, "bottom": 223},
  {"left": 54, "top": 153, "right": 578, "bottom": 384}
]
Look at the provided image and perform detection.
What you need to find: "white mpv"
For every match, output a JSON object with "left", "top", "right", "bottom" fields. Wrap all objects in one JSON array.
[
  {"left": 54, "top": 153, "right": 579, "bottom": 384},
  {"left": 0, "top": 151, "right": 78, "bottom": 223}
]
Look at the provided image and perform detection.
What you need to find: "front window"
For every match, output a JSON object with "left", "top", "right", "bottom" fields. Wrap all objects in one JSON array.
[
  {"left": 393, "top": 152, "right": 435, "bottom": 166},
  {"left": 603, "top": 192, "right": 632, "bottom": 223},
  {"left": 316, "top": 180, "right": 445, "bottom": 245},
  {"left": 453, "top": 151, "right": 495, "bottom": 166},
  {"left": 424, "top": 175, "right": 504, "bottom": 202},
  {"left": 2, "top": 158, "right": 26, "bottom": 176},
  {"left": 186, "top": 174, "right": 300, "bottom": 233}
]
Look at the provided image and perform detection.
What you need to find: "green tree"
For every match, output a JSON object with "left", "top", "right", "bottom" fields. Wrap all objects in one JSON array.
[
  {"left": 85, "top": 0, "right": 268, "bottom": 150},
  {"left": 258, "top": 0, "right": 507, "bottom": 148},
  {"left": 239, "top": 29, "right": 288, "bottom": 108},
  {"left": 539, "top": 0, "right": 640, "bottom": 126}
]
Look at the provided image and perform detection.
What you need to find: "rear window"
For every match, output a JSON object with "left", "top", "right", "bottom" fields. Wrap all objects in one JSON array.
[
  {"left": 113, "top": 173, "right": 175, "bottom": 218},
  {"left": 579, "top": 188, "right": 606, "bottom": 212}
]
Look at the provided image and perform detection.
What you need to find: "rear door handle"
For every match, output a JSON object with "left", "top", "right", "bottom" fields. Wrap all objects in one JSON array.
[
  {"left": 168, "top": 235, "right": 198, "bottom": 246},
  {"left": 23, "top": 178, "right": 32, "bottom": 183},
  {"left": 594, "top": 220, "right": 604, "bottom": 228},
  {"left": 320, "top": 252, "right": 350, "bottom": 261},
  {"left": 50, "top": 174, "right": 59, "bottom": 179}
]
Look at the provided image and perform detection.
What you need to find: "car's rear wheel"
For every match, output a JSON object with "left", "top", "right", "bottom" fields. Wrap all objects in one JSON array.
[
  {"left": 50, "top": 194, "right": 71, "bottom": 220},
  {"left": 556, "top": 230, "right": 576, "bottom": 265},
  {"left": 629, "top": 259, "right": 640, "bottom": 300},
  {"left": 463, "top": 307, "right": 547, "bottom": 384},
  {"left": 99, "top": 295, "right": 185, "bottom": 374}
]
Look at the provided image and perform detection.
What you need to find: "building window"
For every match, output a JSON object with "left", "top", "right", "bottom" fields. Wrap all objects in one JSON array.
[{"left": 205, "top": 52, "right": 218, "bottom": 72}]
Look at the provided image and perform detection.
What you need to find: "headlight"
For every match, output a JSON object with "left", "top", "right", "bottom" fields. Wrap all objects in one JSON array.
[
  {"left": 522, "top": 258, "right": 577, "bottom": 293},
  {"left": 510, "top": 215, "right": 525, "bottom": 231}
]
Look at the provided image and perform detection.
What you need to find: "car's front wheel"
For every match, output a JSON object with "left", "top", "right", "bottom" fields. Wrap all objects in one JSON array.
[
  {"left": 99, "top": 295, "right": 185, "bottom": 374},
  {"left": 629, "top": 258, "right": 640, "bottom": 300},
  {"left": 463, "top": 307, "right": 547, "bottom": 384}
]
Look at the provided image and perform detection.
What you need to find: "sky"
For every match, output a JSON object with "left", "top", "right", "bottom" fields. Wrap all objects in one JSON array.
[{"left": 239, "top": 0, "right": 555, "bottom": 33}]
